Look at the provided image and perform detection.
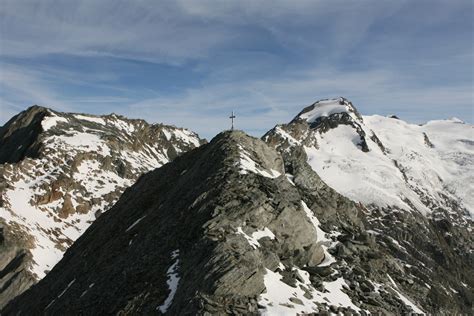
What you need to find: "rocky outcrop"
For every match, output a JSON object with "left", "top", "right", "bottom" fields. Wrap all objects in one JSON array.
[
  {"left": 0, "top": 106, "right": 205, "bottom": 308},
  {"left": 0, "top": 105, "right": 46, "bottom": 164}
]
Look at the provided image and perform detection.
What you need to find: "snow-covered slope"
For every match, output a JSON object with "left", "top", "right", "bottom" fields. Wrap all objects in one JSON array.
[
  {"left": 263, "top": 98, "right": 473, "bottom": 314},
  {"left": 0, "top": 105, "right": 204, "bottom": 307},
  {"left": 265, "top": 97, "right": 473, "bottom": 218}
]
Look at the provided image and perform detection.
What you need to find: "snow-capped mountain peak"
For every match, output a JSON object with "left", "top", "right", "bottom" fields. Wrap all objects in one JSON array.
[
  {"left": 0, "top": 106, "right": 205, "bottom": 307},
  {"left": 265, "top": 98, "right": 473, "bottom": 219},
  {"left": 262, "top": 99, "right": 472, "bottom": 314},
  {"left": 293, "top": 97, "right": 363, "bottom": 125}
]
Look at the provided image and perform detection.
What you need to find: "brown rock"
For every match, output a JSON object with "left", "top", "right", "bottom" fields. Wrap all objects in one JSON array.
[
  {"left": 37, "top": 182, "right": 63, "bottom": 205},
  {"left": 76, "top": 202, "right": 91, "bottom": 214},
  {"left": 58, "top": 194, "right": 75, "bottom": 218}
]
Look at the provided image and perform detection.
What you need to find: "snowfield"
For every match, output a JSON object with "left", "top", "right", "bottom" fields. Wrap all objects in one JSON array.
[{"left": 292, "top": 100, "right": 473, "bottom": 217}]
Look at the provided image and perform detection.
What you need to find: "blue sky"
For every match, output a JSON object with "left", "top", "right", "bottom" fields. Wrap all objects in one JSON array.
[{"left": 0, "top": 0, "right": 472, "bottom": 139}]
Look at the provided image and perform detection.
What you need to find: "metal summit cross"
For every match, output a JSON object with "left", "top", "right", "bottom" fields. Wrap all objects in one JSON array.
[{"left": 229, "top": 111, "right": 236, "bottom": 130}]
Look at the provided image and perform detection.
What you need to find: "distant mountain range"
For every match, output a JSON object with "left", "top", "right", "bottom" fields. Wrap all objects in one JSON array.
[{"left": 1, "top": 99, "right": 472, "bottom": 314}]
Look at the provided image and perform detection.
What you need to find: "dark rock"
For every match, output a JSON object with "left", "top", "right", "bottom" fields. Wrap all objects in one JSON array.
[
  {"left": 289, "top": 297, "right": 304, "bottom": 305},
  {"left": 360, "top": 280, "right": 375, "bottom": 292},
  {"left": 303, "top": 266, "right": 334, "bottom": 277}
]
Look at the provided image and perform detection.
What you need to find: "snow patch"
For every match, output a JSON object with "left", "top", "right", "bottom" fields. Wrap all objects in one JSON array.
[
  {"left": 259, "top": 267, "right": 361, "bottom": 315},
  {"left": 80, "top": 283, "right": 95, "bottom": 298},
  {"left": 50, "top": 132, "right": 111, "bottom": 156},
  {"left": 259, "top": 268, "right": 317, "bottom": 315},
  {"left": 301, "top": 201, "right": 337, "bottom": 266},
  {"left": 304, "top": 124, "right": 430, "bottom": 213},
  {"left": 108, "top": 117, "right": 136, "bottom": 134},
  {"left": 157, "top": 250, "right": 180, "bottom": 313},
  {"left": 237, "top": 145, "right": 281, "bottom": 178},
  {"left": 2, "top": 179, "right": 65, "bottom": 278},
  {"left": 120, "top": 148, "right": 166, "bottom": 171},
  {"left": 74, "top": 114, "right": 106, "bottom": 125},
  {"left": 57, "top": 279, "right": 76, "bottom": 298},
  {"left": 126, "top": 215, "right": 146, "bottom": 232},
  {"left": 387, "top": 274, "right": 423, "bottom": 314},
  {"left": 285, "top": 173, "right": 296, "bottom": 186},
  {"left": 172, "top": 129, "right": 201, "bottom": 147},
  {"left": 236, "top": 227, "right": 275, "bottom": 249},
  {"left": 162, "top": 129, "right": 172, "bottom": 141},
  {"left": 42, "top": 114, "right": 68, "bottom": 131},
  {"left": 275, "top": 126, "right": 301, "bottom": 146}
]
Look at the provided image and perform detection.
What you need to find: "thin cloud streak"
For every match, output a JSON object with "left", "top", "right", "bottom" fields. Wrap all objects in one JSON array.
[
  {"left": 0, "top": 0, "right": 472, "bottom": 138},
  {"left": 125, "top": 67, "right": 473, "bottom": 139},
  {"left": 0, "top": 62, "right": 133, "bottom": 119}
]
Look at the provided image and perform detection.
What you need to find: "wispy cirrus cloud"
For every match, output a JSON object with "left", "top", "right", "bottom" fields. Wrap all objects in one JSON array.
[
  {"left": 0, "top": 62, "right": 133, "bottom": 117},
  {"left": 0, "top": 0, "right": 472, "bottom": 138},
  {"left": 125, "top": 67, "right": 473, "bottom": 138}
]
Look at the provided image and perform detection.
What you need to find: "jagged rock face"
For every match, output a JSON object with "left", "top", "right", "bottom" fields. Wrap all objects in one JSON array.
[
  {"left": 0, "top": 106, "right": 205, "bottom": 308},
  {"left": 3, "top": 131, "right": 373, "bottom": 315},
  {"left": 264, "top": 98, "right": 474, "bottom": 314}
]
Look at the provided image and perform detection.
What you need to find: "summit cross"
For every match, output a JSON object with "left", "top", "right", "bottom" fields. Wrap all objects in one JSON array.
[{"left": 229, "top": 111, "right": 236, "bottom": 130}]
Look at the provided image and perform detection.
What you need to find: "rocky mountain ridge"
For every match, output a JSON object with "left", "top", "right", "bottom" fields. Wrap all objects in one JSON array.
[
  {"left": 1, "top": 131, "right": 386, "bottom": 314},
  {"left": 4, "top": 127, "right": 473, "bottom": 314},
  {"left": 0, "top": 105, "right": 204, "bottom": 307}
]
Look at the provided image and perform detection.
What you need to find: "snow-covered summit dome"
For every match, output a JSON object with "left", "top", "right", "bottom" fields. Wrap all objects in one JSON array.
[{"left": 292, "top": 97, "right": 363, "bottom": 124}]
